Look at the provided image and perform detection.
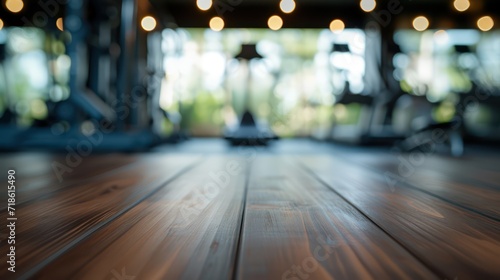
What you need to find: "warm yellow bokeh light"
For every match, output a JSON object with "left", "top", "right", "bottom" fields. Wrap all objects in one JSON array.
[
  {"left": 197, "top": 0, "right": 212, "bottom": 11},
  {"left": 56, "top": 18, "right": 64, "bottom": 31},
  {"left": 0, "top": 19, "right": 4, "bottom": 30},
  {"left": 477, "top": 16, "right": 494, "bottom": 31},
  {"left": 141, "top": 16, "right": 157, "bottom": 32},
  {"left": 413, "top": 16, "right": 429, "bottom": 31},
  {"left": 360, "top": 0, "right": 376, "bottom": 13},
  {"left": 5, "top": 0, "right": 24, "bottom": 13},
  {"left": 280, "top": 0, "right": 296, "bottom": 14},
  {"left": 453, "top": 0, "right": 470, "bottom": 12},
  {"left": 329, "top": 19, "right": 345, "bottom": 34},
  {"left": 268, "top": 15, "right": 283, "bottom": 31},
  {"left": 209, "top": 17, "right": 224, "bottom": 32}
]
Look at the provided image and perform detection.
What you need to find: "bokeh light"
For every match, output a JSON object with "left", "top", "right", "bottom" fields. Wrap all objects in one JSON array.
[
  {"left": 209, "top": 17, "right": 224, "bottom": 32},
  {"left": 141, "top": 16, "right": 157, "bottom": 32},
  {"left": 268, "top": 15, "right": 283, "bottom": 31},
  {"left": 329, "top": 19, "right": 345, "bottom": 34},
  {"left": 280, "top": 0, "right": 296, "bottom": 14},
  {"left": 413, "top": 16, "right": 429, "bottom": 31},
  {"left": 360, "top": 0, "right": 376, "bottom": 13},
  {"left": 453, "top": 0, "right": 470, "bottom": 12},
  {"left": 5, "top": 0, "right": 24, "bottom": 13},
  {"left": 56, "top": 18, "right": 64, "bottom": 31},
  {"left": 197, "top": 0, "right": 212, "bottom": 11},
  {"left": 477, "top": 16, "right": 494, "bottom": 31},
  {"left": 433, "top": 30, "right": 449, "bottom": 45}
]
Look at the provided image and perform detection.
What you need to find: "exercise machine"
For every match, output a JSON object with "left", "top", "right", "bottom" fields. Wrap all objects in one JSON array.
[{"left": 224, "top": 44, "right": 278, "bottom": 145}]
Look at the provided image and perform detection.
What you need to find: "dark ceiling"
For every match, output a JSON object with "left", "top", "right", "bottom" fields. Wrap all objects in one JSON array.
[
  {"left": 149, "top": 0, "right": 499, "bottom": 29},
  {"left": 0, "top": 0, "right": 497, "bottom": 30}
]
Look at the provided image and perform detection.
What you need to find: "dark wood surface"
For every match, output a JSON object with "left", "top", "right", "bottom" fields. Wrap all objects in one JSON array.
[
  {"left": 300, "top": 156, "right": 500, "bottom": 279},
  {"left": 0, "top": 140, "right": 499, "bottom": 279},
  {"left": 237, "top": 156, "right": 437, "bottom": 279},
  {"left": 32, "top": 156, "right": 247, "bottom": 280},
  {"left": 0, "top": 154, "right": 200, "bottom": 279},
  {"left": 0, "top": 154, "right": 139, "bottom": 209}
]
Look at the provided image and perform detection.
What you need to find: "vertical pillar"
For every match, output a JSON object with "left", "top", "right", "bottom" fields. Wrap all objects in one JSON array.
[
  {"left": 116, "top": 0, "right": 138, "bottom": 130},
  {"left": 66, "top": 0, "right": 87, "bottom": 126}
]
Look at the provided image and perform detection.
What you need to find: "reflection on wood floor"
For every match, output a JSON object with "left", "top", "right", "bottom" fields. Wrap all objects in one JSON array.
[{"left": 1, "top": 140, "right": 499, "bottom": 280}]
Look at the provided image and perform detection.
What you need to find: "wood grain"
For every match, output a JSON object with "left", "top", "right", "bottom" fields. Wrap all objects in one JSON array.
[
  {"left": 31, "top": 156, "right": 248, "bottom": 280},
  {"left": 236, "top": 156, "right": 438, "bottom": 280},
  {"left": 301, "top": 155, "right": 500, "bottom": 279},
  {"left": 2, "top": 140, "right": 499, "bottom": 280},
  {"left": 0, "top": 154, "right": 200, "bottom": 279},
  {"left": 333, "top": 152, "right": 500, "bottom": 220},
  {"left": 343, "top": 149, "right": 500, "bottom": 189},
  {"left": 0, "top": 153, "right": 138, "bottom": 208}
]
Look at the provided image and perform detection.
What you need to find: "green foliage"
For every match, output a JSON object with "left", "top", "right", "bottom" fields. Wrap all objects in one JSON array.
[{"left": 179, "top": 92, "right": 225, "bottom": 133}]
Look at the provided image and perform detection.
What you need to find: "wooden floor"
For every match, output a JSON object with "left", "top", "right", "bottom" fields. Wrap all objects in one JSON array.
[{"left": 1, "top": 139, "right": 499, "bottom": 280}]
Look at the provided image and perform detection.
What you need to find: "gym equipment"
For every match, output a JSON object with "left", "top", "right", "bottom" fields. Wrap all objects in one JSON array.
[
  {"left": 452, "top": 44, "right": 500, "bottom": 143},
  {"left": 224, "top": 44, "right": 278, "bottom": 145},
  {"left": 326, "top": 36, "right": 464, "bottom": 156},
  {"left": 328, "top": 41, "right": 402, "bottom": 145},
  {"left": 0, "top": 0, "right": 163, "bottom": 151}
]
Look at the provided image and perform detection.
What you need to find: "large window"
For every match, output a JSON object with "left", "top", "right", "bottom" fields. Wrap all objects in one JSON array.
[
  {"left": 0, "top": 27, "right": 70, "bottom": 126},
  {"left": 394, "top": 29, "right": 500, "bottom": 124},
  {"left": 160, "top": 28, "right": 366, "bottom": 137},
  {"left": 394, "top": 29, "right": 500, "bottom": 101}
]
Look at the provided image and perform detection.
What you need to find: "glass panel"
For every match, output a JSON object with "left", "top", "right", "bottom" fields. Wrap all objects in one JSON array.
[
  {"left": 160, "top": 28, "right": 367, "bottom": 137},
  {"left": 0, "top": 27, "right": 70, "bottom": 126}
]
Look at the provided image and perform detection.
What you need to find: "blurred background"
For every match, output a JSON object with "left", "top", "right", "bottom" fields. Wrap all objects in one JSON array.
[{"left": 0, "top": 0, "right": 499, "bottom": 151}]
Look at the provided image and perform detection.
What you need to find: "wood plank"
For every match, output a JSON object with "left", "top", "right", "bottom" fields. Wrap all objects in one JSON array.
[
  {"left": 348, "top": 150, "right": 500, "bottom": 189},
  {"left": 0, "top": 154, "right": 138, "bottom": 209},
  {"left": 31, "top": 156, "right": 248, "bottom": 280},
  {"left": 236, "top": 156, "right": 438, "bottom": 280},
  {"left": 337, "top": 152, "right": 500, "bottom": 220},
  {"left": 424, "top": 156, "right": 500, "bottom": 189},
  {"left": 0, "top": 153, "right": 64, "bottom": 205},
  {"left": 301, "top": 155, "right": 500, "bottom": 279},
  {"left": 0, "top": 154, "right": 200, "bottom": 279},
  {"left": 0, "top": 153, "right": 58, "bottom": 178}
]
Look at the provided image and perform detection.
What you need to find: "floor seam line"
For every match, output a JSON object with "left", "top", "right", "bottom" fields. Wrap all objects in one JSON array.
[
  {"left": 297, "top": 160, "right": 447, "bottom": 280},
  {"left": 321, "top": 148, "right": 500, "bottom": 222},
  {"left": 231, "top": 158, "right": 252, "bottom": 280},
  {"left": 19, "top": 157, "right": 206, "bottom": 280}
]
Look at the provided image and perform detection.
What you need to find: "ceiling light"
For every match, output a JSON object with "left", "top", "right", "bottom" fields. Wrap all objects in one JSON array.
[
  {"left": 268, "top": 15, "right": 283, "bottom": 31},
  {"left": 5, "top": 0, "right": 24, "bottom": 13},
  {"left": 477, "top": 16, "right": 494, "bottom": 32},
  {"left": 360, "top": 0, "right": 376, "bottom": 13},
  {"left": 197, "top": 0, "right": 212, "bottom": 11},
  {"left": 210, "top": 17, "right": 224, "bottom": 32},
  {"left": 56, "top": 18, "right": 64, "bottom": 31},
  {"left": 413, "top": 16, "right": 429, "bottom": 32},
  {"left": 280, "top": 0, "right": 296, "bottom": 14},
  {"left": 141, "top": 16, "right": 157, "bottom": 32},
  {"left": 329, "top": 19, "right": 345, "bottom": 34},
  {"left": 453, "top": 0, "right": 470, "bottom": 12}
]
